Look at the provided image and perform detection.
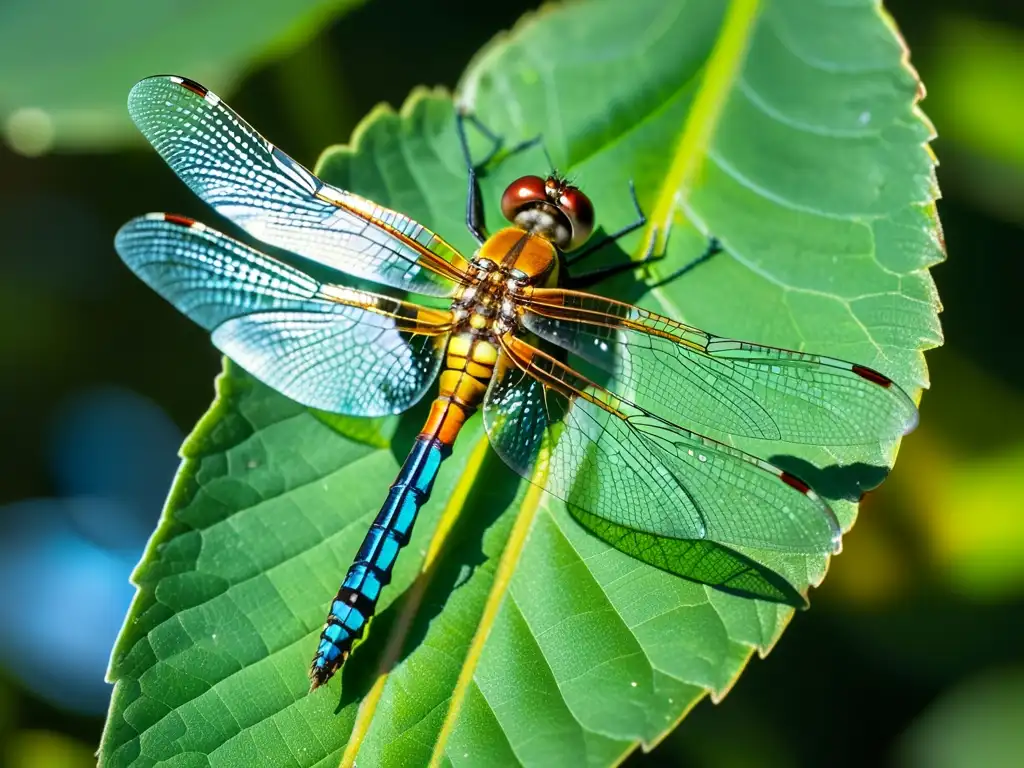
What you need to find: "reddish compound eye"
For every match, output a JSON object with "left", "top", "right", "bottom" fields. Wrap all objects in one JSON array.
[
  {"left": 500, "top": 175, "right": 548, "bottom": 222},
  {"left": 556, "top": 186, "right": 595, "bottom": 250}
]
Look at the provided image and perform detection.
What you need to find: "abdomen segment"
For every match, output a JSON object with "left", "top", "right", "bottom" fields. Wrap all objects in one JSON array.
[
  {"left": 309, "top": 433, "right": 449, "bottom": 689},
  {"left": 309, "top": 333, "right": 498, "bottom": 689}
]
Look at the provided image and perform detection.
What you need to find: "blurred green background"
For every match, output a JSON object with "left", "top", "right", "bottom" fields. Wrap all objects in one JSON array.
[{"left": 0, "top": 0, "right": 1021, "bottom": 765}]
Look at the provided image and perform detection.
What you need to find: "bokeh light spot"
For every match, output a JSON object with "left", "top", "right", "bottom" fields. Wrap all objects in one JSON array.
[{"left": 4, "top": 108, "right": 55, "bottom": 157}]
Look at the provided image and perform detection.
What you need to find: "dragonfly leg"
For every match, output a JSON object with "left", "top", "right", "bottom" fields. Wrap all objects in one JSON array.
[
  {"left": 564, "top": 180, "right": 668, "bottom": 289},
  {"left": 565, "top": 180, "right": 647, "bottom": 268},
  {"left": 456, "top": 109, "right": 542, "bottom": 244},
  {"left": 455, "top": 110, "right": 491, "bottom": 244},
  {"left": 463, "top": 112, "right": 543, "bottom": 169},
  {"left": 648, "top": 236, "right": 723, "bottom": 288},
  {"left": 566, "top": 177, "right": 722, "bottom": 289},
  {"left": 564, "top": 229, "right": 665, "bottom": 289}
]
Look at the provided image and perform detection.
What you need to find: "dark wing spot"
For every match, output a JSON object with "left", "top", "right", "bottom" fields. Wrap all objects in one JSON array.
[
  {"left": 852, "top": 364, "right": 893, "bottom": 388},
  {"left": 780, "top": 471, "right": 811, "bottom": 494},
  {"left": 163, "top": 213, "right": 196, "bottom": 227},
  {"left": 174, "top": 76, "right": 208, "bottom": 98}
]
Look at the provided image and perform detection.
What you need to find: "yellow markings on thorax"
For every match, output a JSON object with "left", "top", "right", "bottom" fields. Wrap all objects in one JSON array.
[{"left": 478, "top": 227, "right": 557, "bottom": 280}]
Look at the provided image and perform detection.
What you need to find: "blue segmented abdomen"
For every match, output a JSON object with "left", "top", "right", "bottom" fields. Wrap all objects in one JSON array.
[{"left": 309, "top": 434, "right": 450, "bottom": 688}]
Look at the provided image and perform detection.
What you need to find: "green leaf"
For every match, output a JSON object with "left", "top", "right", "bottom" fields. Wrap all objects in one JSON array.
[
  {"left": 100, "top": 0, "right": 943, "bottom": 765},
  {"left": 567, "top": 506, "right": 806, "bottom": 607},
  {"left": 0, "top": 0, "right": 364, "bottom": 152}
]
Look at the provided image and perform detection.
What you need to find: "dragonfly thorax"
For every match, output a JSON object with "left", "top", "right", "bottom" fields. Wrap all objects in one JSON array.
[
  {"left": 452, "top": 227, "right": 560, "bottom": 335},
  {"left": 452, "top": 261, "right": 520, "bottom": 335}
]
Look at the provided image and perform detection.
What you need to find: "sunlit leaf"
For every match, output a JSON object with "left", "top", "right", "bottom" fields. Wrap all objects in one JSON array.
[{"left": 100, "top": 0, "right": 942, "bottom": 765}]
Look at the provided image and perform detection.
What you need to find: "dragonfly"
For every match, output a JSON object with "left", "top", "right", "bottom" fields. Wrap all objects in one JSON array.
[{"left": 115, "top": 75, "right": 918, "bottom": 691}]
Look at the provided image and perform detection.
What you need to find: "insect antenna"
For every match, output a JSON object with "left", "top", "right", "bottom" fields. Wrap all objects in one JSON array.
[{"left": 541, "top": 143, "right": 559, "bottom": 178}]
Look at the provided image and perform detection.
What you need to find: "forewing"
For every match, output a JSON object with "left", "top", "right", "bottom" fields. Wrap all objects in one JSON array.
[
  {"left": 115, "top": 214, "right": 451, "bottom": 416},
  {"left": 522, "top": 289, "right": 918, "bottom": 445},
  {"left": 483, "top": 335, "right": 841, "bottom": 554},
  {"left": 127, "top": 75, "right": 470, "bottom": 296}
]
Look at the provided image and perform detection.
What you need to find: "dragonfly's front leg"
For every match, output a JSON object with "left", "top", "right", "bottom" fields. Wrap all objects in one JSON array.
[
  {"left": 564, "top": 179, "right": 721, "bottom": 289},
  {"left": 564, "top": 180, "right": 662, "bottom": 289},
  {"left": 648, "top": 236, "right": 722, "bottom": 288},
  {"left": 455, "top": 109, "right": 542, "bottom": 245},
  {"left": 454, "top": 110, "right": 495, "bottom": 245}
]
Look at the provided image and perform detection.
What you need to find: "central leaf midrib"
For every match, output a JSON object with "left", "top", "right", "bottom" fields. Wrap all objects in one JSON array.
[
  {"left": 426, "top": 475, "right": 549, "bottom": 765},
  {"left": 647, "top": 0, "right": 764, "bottom": 319}
]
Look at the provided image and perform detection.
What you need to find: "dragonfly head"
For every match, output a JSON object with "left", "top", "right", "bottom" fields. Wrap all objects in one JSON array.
[{"left": 501, "top": 174, "right": 594, "bottom": 251}]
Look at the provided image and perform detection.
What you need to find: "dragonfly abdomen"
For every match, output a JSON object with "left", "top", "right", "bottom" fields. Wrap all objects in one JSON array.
[
  {"left": 309, "top": 333, "right": 498, "bottom": 690},
  {"left": 309, "top": 435, "right": 448, "bottom": 688}
]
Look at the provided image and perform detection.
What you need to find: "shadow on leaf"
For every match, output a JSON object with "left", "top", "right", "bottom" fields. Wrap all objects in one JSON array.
[
  {"left": 569, "top": 506, "right": 807, "bottom": 608},
  {"left": 769, "top": 454, "right": 890, "bottom": 502}
]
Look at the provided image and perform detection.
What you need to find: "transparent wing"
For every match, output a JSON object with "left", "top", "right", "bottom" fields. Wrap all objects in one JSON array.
[
  {"left": 483, "top": 334, "right": 841, "bottom": 554},
  {"left": 127, "top": 75, "right": 471, "bottom": 297},
  {"left": 521, "top": 288, "right": 918, "bottom": 445},
  {"left": 115, "top": 214, "right": 452, "bottom": 416}
]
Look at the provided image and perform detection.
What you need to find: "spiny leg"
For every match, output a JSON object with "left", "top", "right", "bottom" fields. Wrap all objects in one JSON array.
[
  {"left": 566, "top": 229, "right": 664, "bottom": 290},
  {"left": 455, "top": 110, "right": 494, "bottom": 244},
  {"left": 565, "top": 179, "right": 723, "bottom": 289},
  {"left": 649, "top": 236, "right": 722, "bottom": 288},
  {"left": 455, "top": 109, "right": 540, "bottom": 244},
  {"left": 565, "top": 180, "right": 646, "bottom": 267},
  {"left": 564, "top": 180, "right": 665, "bottom": 289},
  {"left": 567, "top": 229, "right": 722, "bottom": 290}
]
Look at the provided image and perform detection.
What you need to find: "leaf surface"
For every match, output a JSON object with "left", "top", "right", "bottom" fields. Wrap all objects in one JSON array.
[{"left": 100, "top": 1, "right": 942, "bottom": 765}]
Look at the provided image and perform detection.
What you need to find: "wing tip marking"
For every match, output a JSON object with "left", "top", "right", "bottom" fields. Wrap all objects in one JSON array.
[
  {"left": 779, "top": 471, "right": 811, "bottom": 495},
  {"left": 169, "top": 75, "right": 207, "bottom": 97},
  {"left": 160, "top": 212, "right": 202, "bottom": 229},
  {"left": 167, "top": 75, "right": 221, "bottom": 105},
  {"left": 851, "top": 364, "right": 893, "bottom": 388}
]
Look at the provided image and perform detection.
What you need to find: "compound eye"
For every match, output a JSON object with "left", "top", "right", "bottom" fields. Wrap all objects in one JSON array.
[
  {"left": 557, "top": 186, "right": 595, "bottom": 250},
  {"left": 500, "top": 175, "right": 548, "bottom": 222}
]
